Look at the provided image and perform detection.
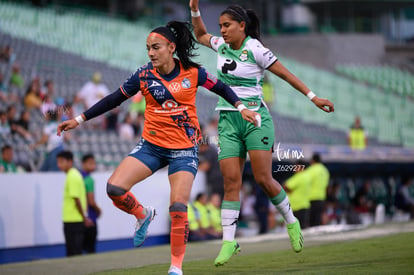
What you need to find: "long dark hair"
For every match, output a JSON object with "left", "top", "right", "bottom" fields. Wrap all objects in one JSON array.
[
  {"left": 152, "top": 21, "right": 200, "bottom": 70},
  {"left": 221, "top": 5, "right": 261, "bottom": 42}
]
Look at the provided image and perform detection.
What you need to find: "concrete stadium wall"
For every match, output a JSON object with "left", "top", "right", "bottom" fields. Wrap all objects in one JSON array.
[
  {"left": 263, "top": 34, "right": 386, "bottom": 70},
  {"left": 0, "top": 170, "right": 206, "bottom": 249}
]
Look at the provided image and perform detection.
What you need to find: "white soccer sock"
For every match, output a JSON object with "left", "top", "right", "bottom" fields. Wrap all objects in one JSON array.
[
  {"left": 221, "top": 209, "right": 240, "bottom": 241},
  {"left": 275, "top": 196, "right": 297, "bottom": 224}
]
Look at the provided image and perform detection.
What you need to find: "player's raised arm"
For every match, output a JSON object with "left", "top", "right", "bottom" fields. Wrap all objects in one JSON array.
[{"left": 189, "top": 0, "right": 212, "bottom": 48}]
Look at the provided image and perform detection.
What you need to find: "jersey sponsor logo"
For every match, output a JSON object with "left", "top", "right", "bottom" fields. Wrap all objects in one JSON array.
[
  {"left": 153, "top": 89, "right": 165, "bottom": 100},
  {"left": 169, "top": 82, "right": 181, "bottom": 93},
  {"left": 261, "top": 136, "right": 269, "bottom": 145},
  {"left": 239, "top": 50, "right": 248, "bottom": 62},
  {"left": 221, "top": 59, "right": 237, "bottom": 74},
  {"left": 162, "top": 99, "right": 179, "bottom": 109},
  {"left": 181, "top": 78, "right": 191, "bottom": 89},
  {"left": 171, "top": 150, "right": 196, "bottom": 158}
]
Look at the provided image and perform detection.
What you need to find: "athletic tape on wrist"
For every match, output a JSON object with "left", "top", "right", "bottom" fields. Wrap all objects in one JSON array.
[
  {"left": 75, "top": 115, "right": 84, "bottom": 125},
  {"left": 307, "top": 91, "right": 316, "bottom": 100},
  {"left": 237, "top": 104, "right": 247, "bottom": 112},
  {"left": 191, "top": 10, "right": 200, "bottom": 17}
]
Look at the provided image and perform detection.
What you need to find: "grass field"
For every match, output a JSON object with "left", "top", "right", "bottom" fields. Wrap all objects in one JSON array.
[
  {"left": 93, "top": 232, "right": 414, "bottom": 275},
  {"left": 2, "top": 222, "right": 413, "bottom": 275}
]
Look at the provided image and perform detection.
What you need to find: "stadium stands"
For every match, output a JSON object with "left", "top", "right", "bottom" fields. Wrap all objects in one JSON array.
[{"left": 1, "top": 1, "right": 413, "bottom": 172}]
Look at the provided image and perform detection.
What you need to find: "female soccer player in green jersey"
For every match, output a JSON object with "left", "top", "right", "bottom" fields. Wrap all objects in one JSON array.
[{"left": 189, "top": 0, "right": 335, "bottom": 266}]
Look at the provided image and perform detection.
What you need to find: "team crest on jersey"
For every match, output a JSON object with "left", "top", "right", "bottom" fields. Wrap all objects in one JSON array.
[
  {"left": 162, "top": 99, "right": 179, "bottom": 109},
  {"left": 212, "top": 37, "right": 220, "bottom": 46},
  {"left": 239, "top": 50, "right": 248, "bottom": 62},
  {"left": 181, "top": 78, "right": 191, "bottom": 89},
  {"left": 169, "top": 82, "right": 181, "bottom": 93}
]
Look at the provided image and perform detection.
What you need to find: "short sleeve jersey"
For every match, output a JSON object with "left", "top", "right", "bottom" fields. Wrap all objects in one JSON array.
[
  {"left": 62, "top": 167, "right": 87, "bottom": 222},
  {"left": 210, "top": 36, "right": 277, "bottom": 110},
  {"left": 120, "top": 60, "right": 218, "bottom": 149}
]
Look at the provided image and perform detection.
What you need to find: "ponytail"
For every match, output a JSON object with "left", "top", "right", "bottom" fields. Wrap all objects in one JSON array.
[
  {"left": 166, "top": 21, "right": 200, "bottom": 70},
  {"left": 245, "top": 9, "right": 261, "bottom": 42}
]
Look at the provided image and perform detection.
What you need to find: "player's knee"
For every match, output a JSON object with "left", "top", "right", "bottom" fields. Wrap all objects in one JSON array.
[
  {"left": 106, "top": 183, "right": 127, "bottom": 198},
  {"left": 169, "top": 202, "right": 187, "bottom": 213}
]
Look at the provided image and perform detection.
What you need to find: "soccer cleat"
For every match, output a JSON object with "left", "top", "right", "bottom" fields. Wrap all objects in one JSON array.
[
  {"left": 168, "top": 265, "right": 183, "bottom": 275},
  {"left": 286, "top": 219, "right": 304, "bottom": 253},
  {"left": 214, "top": 240, "right": 241, "bottom": 266},
  {"left": 134, "top": 206, "right": 156, "bottom": 247}
]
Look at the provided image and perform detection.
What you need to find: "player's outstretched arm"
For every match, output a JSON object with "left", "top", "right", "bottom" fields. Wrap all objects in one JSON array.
[
  {"left": 57, "top": 115, "right": 83, "bottom": 136},
  {"left": 268, "top": 60, "right": 334, "bottom": 113}
]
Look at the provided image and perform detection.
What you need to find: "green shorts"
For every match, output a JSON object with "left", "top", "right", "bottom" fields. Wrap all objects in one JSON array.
[{"left": 217, "top": 106, "right": 275, "bottom": 160}]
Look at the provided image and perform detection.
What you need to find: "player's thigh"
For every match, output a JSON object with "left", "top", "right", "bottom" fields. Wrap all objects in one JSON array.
[
  {"left": 217, "top": 111, "right": 246, "bottom": 160},
  {"left": 168, "top": 171, "right": 195, "bottom": 205},
  {"left": 108, "top": 156, "right": 152, "bottom": 190},
  {"left": 245, "top": 108, "right": 275, "bottom": 152}
]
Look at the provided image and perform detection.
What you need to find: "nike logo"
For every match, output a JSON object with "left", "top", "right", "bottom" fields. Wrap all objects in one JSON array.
[{"left": 172, "top": 214, "right": 183, "bottom": 219}]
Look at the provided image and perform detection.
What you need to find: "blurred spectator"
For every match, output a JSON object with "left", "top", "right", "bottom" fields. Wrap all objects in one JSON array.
[
  {"left": 351, "top": 180, "right": 375, "bottom": 225},
  {"left": 0, "top": 110, "right": 11, "bottom": 137},
  {"left": 75, "top": 72, "right": 109, "bottom": 128},
  {"left": 24, "top": 78, "right": 43, "bottom": 110},
  {"left": 105, "top": 109, "right": 119, "bottom": 132},
  {"left": 348, "top": 116, "right": 367, "bottom": 150},
  {"left": 118, "top": 113, "right": 135, "bottom": 141},
  {"left": 80, "top": 153, "right": 101, "bottom": 253},
  {"left": 0, "top": 145, "right": 17, "bottom": 173},
  {"left": 324, "top": 182, "right": 343, "bottom": 225},
  {"left": 128, "top": 92, "right": 146, "bottom": 120},
  {"left": 198, "top": 134, "right": 224, "bottom": 198},
  {"left": 41, "top": 93, "right": 57, "bottom": 115},
  {"left": 0, "top": 72, "right": 19, "bottom": 103},
  {"left": 42, "top": 79, "right": 56, "bottom": 100},
  {"left": 192, "top": 192, "right": 221, "bottom": 239},
  {"left": 240, "top": 183, "right": 256, "bottom": 224},
  {"left": 283, "top": 161, "right": 311, "bottom": 229},
  {"left": 187, "top": 203, "right": 206, "bottom": 242},
  {"left": 0, "top": 44, "right": 15, "bottom": 63},
  {"left": 395, "top": 177, "right": 414, "bottom": 219},
  {"left": 132, "top": 112, "right": 145, "bottom": 137},
  {"left": 306, "top": 153, "right": 330, "bottom": 227},
  {"left": 56, "top": 150, "right": 93, "bottom": 257},
  {"left": 6, "top": 105, "right": 18, "bottom": 128},
  {"left": 203, "top": 116, "right": 219, "bottom": 140},
  {"left": 32, "top": 109, "right": 69, "bottom": 171},
  {"left": 9, "top": 63, "right": 24, "bottom": 89},
  {"left": 262, "top": 73, "right": 275, "bottom": 109},
  {"left": 206, "top": 193, "right": 222, "bottom": 237},
  {"left": 13, "top": 109, "right": 33, "bottom": 140},
  {"left": 8, "top": 106, "right": 32, "bottom": 140},
  {"left": 253, "top": 182, "right": 270, "bottom": 234}
]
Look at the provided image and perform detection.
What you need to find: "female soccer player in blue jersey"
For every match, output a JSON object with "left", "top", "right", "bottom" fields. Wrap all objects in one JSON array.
[
  {"left": 189, "top": 0, "right": 335, "bottom": 266},
  {"left": 57, "top": 21, "right": 259, "bottom": 275}
]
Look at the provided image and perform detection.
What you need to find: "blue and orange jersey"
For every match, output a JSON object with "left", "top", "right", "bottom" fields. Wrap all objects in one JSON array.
[{"left": 120, "top": 59, "right": 217, "bottom": 149}]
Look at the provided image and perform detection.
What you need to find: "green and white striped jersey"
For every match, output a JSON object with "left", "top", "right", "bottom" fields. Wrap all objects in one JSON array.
[{"left": 210, "top": 36, "right": 277, "bottom": 111}]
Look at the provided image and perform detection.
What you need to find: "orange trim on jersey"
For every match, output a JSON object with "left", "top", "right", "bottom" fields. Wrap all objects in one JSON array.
[
  {"left": 120, "top": 86, "right": 131, "bottom": 98},
  {"left": 149, "top": 32, "right": 172, "bottom": 43}
]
